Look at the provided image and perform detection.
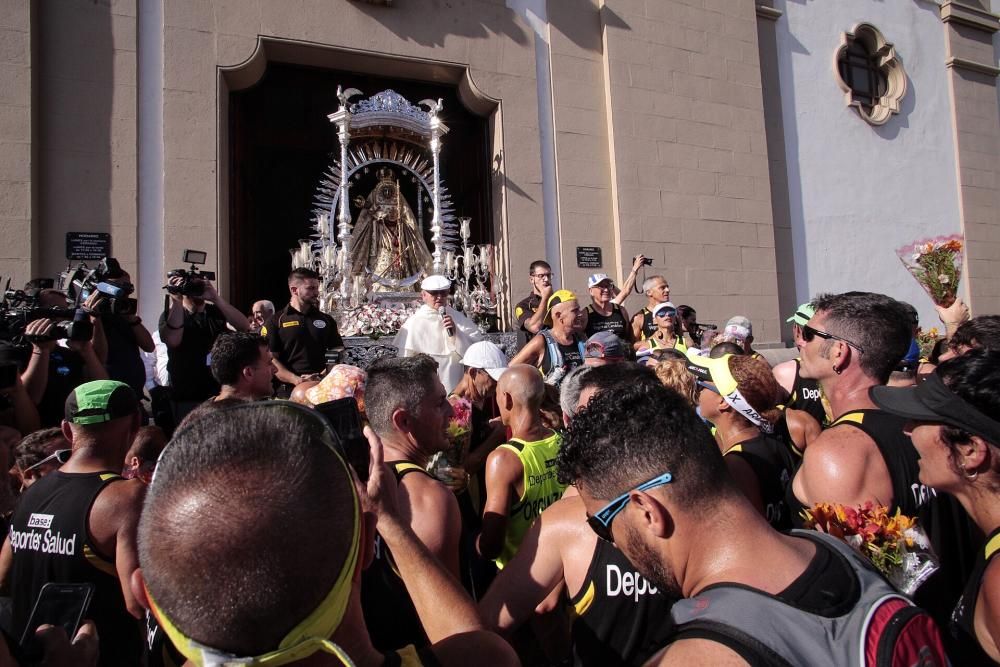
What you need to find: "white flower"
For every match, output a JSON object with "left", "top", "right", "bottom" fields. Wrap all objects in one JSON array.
[{"left": 938, "top": 274, "right": 950, "bottom": 284}]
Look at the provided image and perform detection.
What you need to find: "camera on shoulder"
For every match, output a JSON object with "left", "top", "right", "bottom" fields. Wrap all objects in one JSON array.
[
  {"left": 165, "top": 250, "right": 216, "bottom": 297},
  {"left": 0, "top": 283, "right": 93, "bottom": 345},
  {"left": 58, "top": 256, "right": 137, "bottom": 317}
]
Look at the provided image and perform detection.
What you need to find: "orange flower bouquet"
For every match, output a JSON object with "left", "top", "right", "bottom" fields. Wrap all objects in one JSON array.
[
  {"left": 896, "top": 235, "right": 964, "bottom": 307},
  {"left": 801, "top": 502, "right": 938, "bottom": 595}
]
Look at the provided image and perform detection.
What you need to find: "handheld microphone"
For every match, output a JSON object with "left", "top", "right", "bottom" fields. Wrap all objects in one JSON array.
[{"left": 439, "top": 306, "right": 454, "bottom": 337}]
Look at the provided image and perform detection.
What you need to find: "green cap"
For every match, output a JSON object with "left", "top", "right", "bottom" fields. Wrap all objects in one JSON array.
[
  {"left": 786, "top": 302, "right": 816, "bottom": 327},
  {"left": 65, "top": 380, "right": 138, "bottom": 425}
]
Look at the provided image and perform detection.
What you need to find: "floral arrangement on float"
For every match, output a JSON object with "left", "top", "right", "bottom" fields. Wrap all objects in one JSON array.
[
  {"left": 801, "top": 502, "right": 938, "bottom": 595},
  {"left": 337, "top": 302, "right": 418, "bottom": 339},
  {"left": 896, "top": 235, "right": 964, "bottom": 307}
]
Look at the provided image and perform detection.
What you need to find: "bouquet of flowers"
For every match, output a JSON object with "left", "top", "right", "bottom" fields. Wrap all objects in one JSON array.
[
  {"left": 915, "top": 326, "right": 942, "bottom": 360},
  {"left": 427, "top": 396, "right": 473, "bottom": 491},
  {"left": 801, "top": 502, "right": 938, "bottom": 595},
  {"left": 339, "top": 302, "right": 416, "bottom": 339},
  {"left": 896, "top": 235, "right": 964, "bottom": 307}
]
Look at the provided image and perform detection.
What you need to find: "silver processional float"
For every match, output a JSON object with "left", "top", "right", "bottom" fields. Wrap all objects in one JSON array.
[{"left": 290, "top": 88, "right": 498, "bottom": 337}]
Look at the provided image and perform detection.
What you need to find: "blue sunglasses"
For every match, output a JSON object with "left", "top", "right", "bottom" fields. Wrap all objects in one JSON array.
[{"left": 586, "top": 471, "right": 674, "bottom": 543}]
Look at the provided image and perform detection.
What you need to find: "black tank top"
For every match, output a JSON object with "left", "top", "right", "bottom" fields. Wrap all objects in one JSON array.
[
  {"left": 813, "top": 410, "right": 980, "bottom": 658},
  {"left": 567, "top": 538, "right": 677, "bottom": 666},
  {"left": 585, "top": 304, "right": 630, "bottom": 341},
  {"left": 953, "top": 527, "right": 1000, "bottom": 644},
  {"left": 787, "top": 359, "right": 827, "bottom": 425},
  {"left": 362, "top": 462, "right": 434, "bottom": 652},
  {"left": 9, "top": 470, "right": 143, "bottom": 666},
  {"left": 829, "top": 410, "right": 928, "bottom": 516},
  {"left": 637, "top": 308, "right": 655, "bottom": 340},
  {"left": 725, "top": 433, "right": 796, "bottom": 531}
]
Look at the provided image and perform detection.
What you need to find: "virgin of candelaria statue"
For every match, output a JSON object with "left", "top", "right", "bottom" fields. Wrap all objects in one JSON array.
[{"left": 349, "top": 167, "right": 434, "bottom": 291}]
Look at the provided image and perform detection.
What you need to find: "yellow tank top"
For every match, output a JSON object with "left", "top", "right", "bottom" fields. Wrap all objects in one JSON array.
[{"left": 496, "top": 432, "right": 566, "bottom": 568}]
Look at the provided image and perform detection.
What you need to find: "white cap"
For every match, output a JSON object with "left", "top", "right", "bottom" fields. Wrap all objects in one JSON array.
[
  {"left": 651, "top": 301, "right": 677, "bottom": 318},
  {"left": 723, "top": 315, "right": 752, "bottom": 341},
  {"left": 420, "top": 274, "right": 451, "bottom": 291},
  {"left": 588, "top": 273, "right": 613, "bottom": 288},
  {"left": 460, "top": 341, "right": 508, "bottom": 381}
]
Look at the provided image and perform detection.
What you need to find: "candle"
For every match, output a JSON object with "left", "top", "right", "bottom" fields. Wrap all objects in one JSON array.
[
  {"left": 460, "top": 217, "right": 471, "bottom": 240},
  {"left": 464, "top": 246, "right": 473, "bottom": 270}
]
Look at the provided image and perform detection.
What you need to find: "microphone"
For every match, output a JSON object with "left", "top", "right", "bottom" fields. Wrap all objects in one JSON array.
[{"left": 439, "top": 306, "right": 454, "bottom": 337}]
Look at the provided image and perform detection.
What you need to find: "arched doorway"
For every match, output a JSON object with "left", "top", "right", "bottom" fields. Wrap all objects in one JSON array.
[{"left": 227, "top": 62, "right": 494, "bottom": 312}]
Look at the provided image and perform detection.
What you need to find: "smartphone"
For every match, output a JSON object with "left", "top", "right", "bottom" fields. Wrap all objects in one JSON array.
[
  {"left": 314, "top": 397, "right": 370, "bottom": 482},
  {"left": 19, "top": 582, "right": 94, "bottom": 659}
]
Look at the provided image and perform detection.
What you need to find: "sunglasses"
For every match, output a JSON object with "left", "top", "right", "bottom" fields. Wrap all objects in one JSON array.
[
  {"left": 696, "top": 380, "right": 719, "bottom": 395},
  {"left": 23, "top": 449, "right": 72, "bottom": 472},
  {"left": 586, "top": 471, "right": 674, "bottom": 544},
  {"left": 801, "top": 324, "right": 865, "bottom": 354}
]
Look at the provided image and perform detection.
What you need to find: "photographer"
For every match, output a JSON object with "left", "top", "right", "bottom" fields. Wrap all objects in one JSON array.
[
  {"left": 87, "top": 268, "right": 154, "bottom": 398},
  {"left": 0, "top": 343, "right": 40, "bottom": 436},
  {"left": 158, "top": 271, "right": 249, "bottom": 423},
  {"left": 20, "top": 290, "right": 107, "bottom": 427}
]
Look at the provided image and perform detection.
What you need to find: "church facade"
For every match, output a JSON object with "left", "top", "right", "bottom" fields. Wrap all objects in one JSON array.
[{"left": 1, "top": 0, "right": 998, "bottom": 343}]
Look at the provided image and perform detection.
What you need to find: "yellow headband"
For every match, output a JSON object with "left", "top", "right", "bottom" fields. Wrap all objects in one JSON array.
[
  {"left": 146, "top": 426, "right": 362, "bottom": 666},
  {"left": 686, "top": 351, "right": 774, "bottom": 433}
]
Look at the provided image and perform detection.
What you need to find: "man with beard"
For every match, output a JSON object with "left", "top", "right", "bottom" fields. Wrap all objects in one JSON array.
[
  {"left": 480, "top": 364, "right": 674, "bottom": 667},
  {"left": 360, "top": 355, "right": 461, "bottom": 652},
  {"left": 265, "top": 268, "right": 344, "bottom": 398},
  {"left": 557, "top": 381, "right": 947, "bottom": 665}
]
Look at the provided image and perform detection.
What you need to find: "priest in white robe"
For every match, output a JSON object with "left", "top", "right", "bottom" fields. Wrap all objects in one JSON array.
[{"left": 393, "top": 275, "right": 483, "bottom": 392}]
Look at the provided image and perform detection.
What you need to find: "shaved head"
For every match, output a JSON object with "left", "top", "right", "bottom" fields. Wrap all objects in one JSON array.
[
  {"left": 139, "top": 403, "right": 355, "bottom": 655},
  {"left": 498, "top": 364, "right": 545, "bottom": 409}
]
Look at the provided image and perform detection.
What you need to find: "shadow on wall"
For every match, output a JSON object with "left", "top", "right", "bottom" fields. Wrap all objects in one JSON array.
[
  {"left": 37, "top": 1, "right": 114, "bottom": 279},
  {"left": 871, "top": 72, "right": 916, "bottom": 141},
  {"left": 348, "top": 0, "right": 630, "bottom": 52}
]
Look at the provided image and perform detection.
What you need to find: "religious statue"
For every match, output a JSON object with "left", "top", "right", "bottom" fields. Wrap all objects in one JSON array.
[{"left": 348, "top": 167, "right": 434, "bottom": 291}]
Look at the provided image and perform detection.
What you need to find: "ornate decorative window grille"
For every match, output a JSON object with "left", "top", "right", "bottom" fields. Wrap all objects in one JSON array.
[{"left": 834, "top": 24, "right": 906, "bottom": 126}]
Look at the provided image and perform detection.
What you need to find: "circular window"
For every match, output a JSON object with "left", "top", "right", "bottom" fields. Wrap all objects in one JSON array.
[{"left": 834, "top": 24, "right": 906, "bottom": 126}]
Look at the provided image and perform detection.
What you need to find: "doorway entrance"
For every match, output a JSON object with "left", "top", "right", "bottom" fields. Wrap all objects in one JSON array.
[{"left": 227, "top": 62, "right": 493, "bottom": 312}]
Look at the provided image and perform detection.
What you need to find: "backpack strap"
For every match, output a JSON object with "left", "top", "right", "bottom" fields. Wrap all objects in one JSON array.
[
  {"left": 672, "top": 620, "right": 794, "bottom": 667},
  {"left": 539, "top": 329, "right": 562, "bottom": 376}
]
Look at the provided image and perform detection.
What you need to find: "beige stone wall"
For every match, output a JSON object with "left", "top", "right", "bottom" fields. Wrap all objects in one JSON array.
[
  {"left": 601, "top": 0, "right": 781, "bottom": 340},
  {"left": 942, "top": 2, "right": 1000, "bottom": 314},
  {"left": 0, "top": 0, "right": 31, "bottom": 288},
  {"left": 547, "top": 1, "right": 617, "bottom": 293},
  {"left": 35, "top": 0, "right": 138, "bottom": 284}
]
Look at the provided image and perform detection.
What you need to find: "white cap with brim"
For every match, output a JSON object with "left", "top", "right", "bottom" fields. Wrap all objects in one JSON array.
[
  {"left": 420, "top": 275, "right": 451, "bottom": 291},
  {"left": 461, "top": 341, "right": 509, "bottom": 381},
  {"left": 652, "top": 301, "right": 677, "bottom": 318}
]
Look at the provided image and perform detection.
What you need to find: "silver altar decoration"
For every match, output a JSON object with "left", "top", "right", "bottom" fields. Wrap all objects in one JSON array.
[
  {"left": 441, "top": 216, "right": 499, "bottom": 329},
  {"left": 295, "top": 88, "right": 467, "bottom": 314}
]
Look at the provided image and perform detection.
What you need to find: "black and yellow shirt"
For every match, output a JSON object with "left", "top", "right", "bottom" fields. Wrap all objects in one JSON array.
[
  {"left": 264, "top": 304, "right": 344, "bottom": 375},
  {"left": 514, "top": 293, "right": 542, "bottom": 331}
]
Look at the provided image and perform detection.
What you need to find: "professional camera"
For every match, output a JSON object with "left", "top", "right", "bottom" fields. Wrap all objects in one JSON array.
[
  {"left": 165, "top": 250, "right": 216, "bottom": 298},
  {"left": 633, "top": 255, "right": 653, "bottom": 267},
  {"left": 0, "top": 281, "right": 94, "bottom": 345},
  {"left": 59, "top": 257, "right": 137, "bottom": 316}
]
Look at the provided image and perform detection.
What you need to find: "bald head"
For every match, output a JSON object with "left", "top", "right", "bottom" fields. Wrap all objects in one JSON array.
[
  {"left": 139, "top": 403, "right": 356, "bottom": 656},
  {"left": 498, "top": 364, "right": 545, "bottom": 409}
]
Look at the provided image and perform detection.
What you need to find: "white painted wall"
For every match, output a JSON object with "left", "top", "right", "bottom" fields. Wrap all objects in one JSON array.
[{"left": 774, "top": 0, "right": 962, "bottom": 329}]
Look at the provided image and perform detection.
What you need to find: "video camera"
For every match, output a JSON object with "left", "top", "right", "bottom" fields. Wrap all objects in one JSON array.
[
  {"left": 166, "top": 250, "right": 216, "bottom": 298},
  {"left": 0, "top": 281, "right": 94, "bottom": 346},
  {"left": 58, "top": 257, "right": 137, "bottom": 317}
]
